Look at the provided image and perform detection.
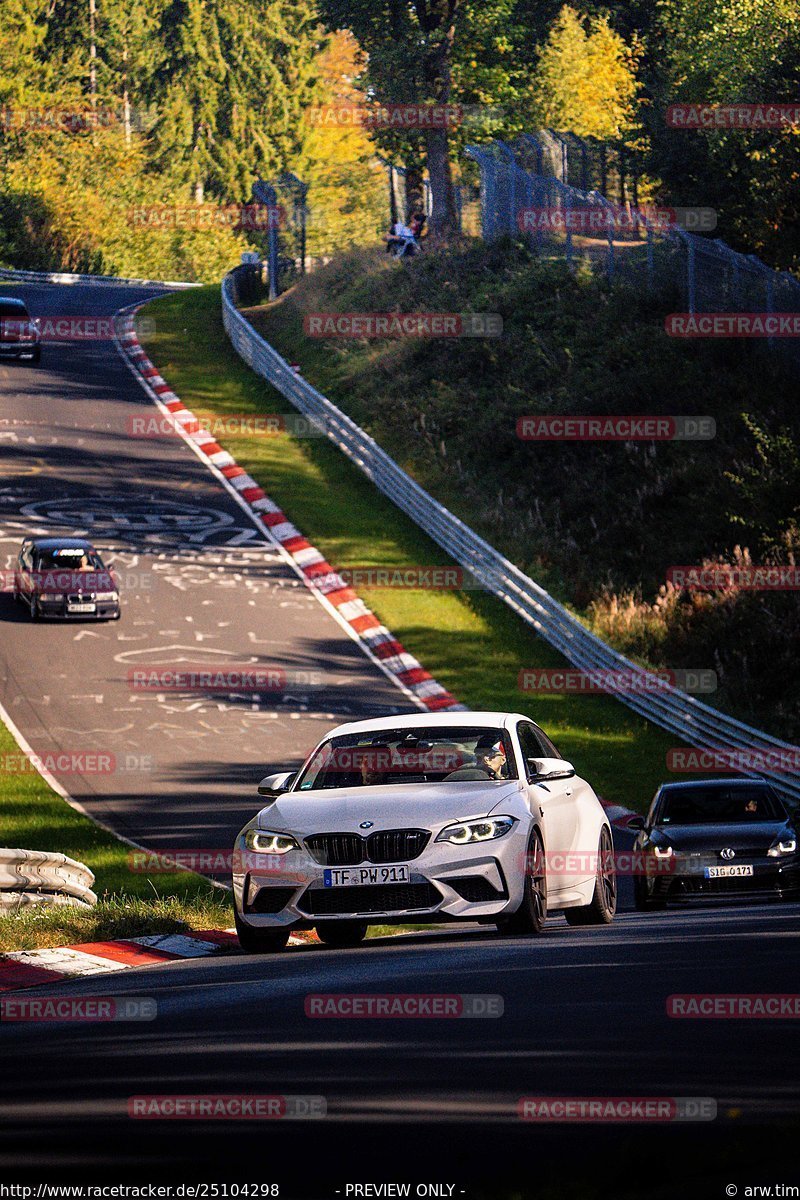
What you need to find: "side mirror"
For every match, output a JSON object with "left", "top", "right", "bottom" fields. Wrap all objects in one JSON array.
[
  {"left": 527, "top": 757, "right": 576, "bottom": 783},
  {"left": 627, "top": 815, "right": 646, "bottom": 831},
  {"left": 257, "top": 771, "right": 296, "bottom": 798}
]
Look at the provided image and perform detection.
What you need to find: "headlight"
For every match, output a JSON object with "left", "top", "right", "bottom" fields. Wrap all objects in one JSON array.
[
  {"left": 95, "top": 592, "right": 118, "bottom": 601},
  {"left": 652, "top": 844, "right": 674, "bottom": 858},
  {"left": 767, "top": 837, "right": 797, "bottom": 858},
  {"left": 40, "top": 593, "right": 63, "bottom": 601},
  {"left": 436, "top": 816, "right": 516, "bottom": 845},
  {"left": 244, "top": 828, "right": 297, "bottom": 854}
]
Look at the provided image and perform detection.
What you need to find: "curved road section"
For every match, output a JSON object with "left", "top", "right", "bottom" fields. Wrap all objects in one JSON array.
[
  {"left": 0, "top": 280, "right": 414, "bottom": 853},
  {"left": 0, "top": 281, "right": 798, "bottom": 1191}
]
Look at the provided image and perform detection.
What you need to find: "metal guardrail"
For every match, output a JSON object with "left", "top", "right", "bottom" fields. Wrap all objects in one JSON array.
[
  {"left": 0, "top": 266, "right": 197, "bottom": 289},
  {"left": 223, "top": 266, "right": 799, "bottom": 802},
  {"left": 0, "top": 848, "right": 97, "bottom": 910}
]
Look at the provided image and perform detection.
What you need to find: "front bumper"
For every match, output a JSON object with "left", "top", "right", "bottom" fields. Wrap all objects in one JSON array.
[
  {"left": 36, "top": 597, "right": 120, "bottom": 620},
  {"left": 233, "top": 827, "right": 530, "bottom": 930},
  {"left": 644, "top": 854, "right": 800, "bottom": 903}
]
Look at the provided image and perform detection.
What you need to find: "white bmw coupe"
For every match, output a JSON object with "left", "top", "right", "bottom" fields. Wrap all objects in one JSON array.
[{"left": 232, "top": 711, "right": 616, "bottom": 951}]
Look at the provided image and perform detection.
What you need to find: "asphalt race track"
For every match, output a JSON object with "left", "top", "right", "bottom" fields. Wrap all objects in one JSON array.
[
  {"left": 1, "top": 282, "right": 799, "bottom": 1194},
  {"left": 0, "top": 281, "right": 414, "bottom": 853},
  {"left": 0, "top": 906, "right": 798, "bottom": 1189}
]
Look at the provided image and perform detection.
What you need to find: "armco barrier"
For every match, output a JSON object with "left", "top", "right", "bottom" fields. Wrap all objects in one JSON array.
[
  {"left": 221, "top": 266, "right": 800, "bottom": 803},
  {"left": 0, "top": 266, "right": 196, "bottom": 289},
  {"left": 0, "top": 848, "right": 97, "bottom": 910}
]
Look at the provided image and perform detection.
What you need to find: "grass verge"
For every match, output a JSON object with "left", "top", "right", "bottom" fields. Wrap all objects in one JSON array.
[
  {"left": 140, "top": 286, "right": 680, "bottom": 812},
  {"left": 0, "top": 721, "right": 233, "bottom": 951}
]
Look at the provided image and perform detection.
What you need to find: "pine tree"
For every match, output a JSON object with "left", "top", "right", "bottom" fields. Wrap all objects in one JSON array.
[{"left": 151, "top": 0, "right": 228, "bottom": 203}]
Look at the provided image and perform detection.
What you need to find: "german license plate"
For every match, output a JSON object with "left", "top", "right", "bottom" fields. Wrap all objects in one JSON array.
[
  {"left": 67, "top": 602, "right": 96, "bottom": 613},
  {"left": 324, "top": 865, "right": 411, "bottom": 887},
  {"left": 704, "top": 864, "right": 754, "bottom": 879}
]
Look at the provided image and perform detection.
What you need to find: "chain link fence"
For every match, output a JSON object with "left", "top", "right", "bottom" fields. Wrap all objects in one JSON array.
[{"left": 465, "top": 133, "right": 800, "bottom": 371}]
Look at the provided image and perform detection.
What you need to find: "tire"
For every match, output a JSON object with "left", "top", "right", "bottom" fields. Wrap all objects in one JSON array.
[
  {"left": 564, "top": 826, "right": 617, "bottom": 926},
  {"left": 633, "top": 874, "right": 667, "bottom": 912},
  {"left": 234, "top": 911, "right": 290, "bottom": 954},
  {"left": 31, "top": 347, "right": 41, "bottom": 364},
  {"left": 29, "top": 594, "right": 39, "bottom": 621},
  {"left": 498, "top": 829, "right": 547, "bottom": 936},
  {"left": 315, "top": 920, "right": 368, "bottom": 947}
]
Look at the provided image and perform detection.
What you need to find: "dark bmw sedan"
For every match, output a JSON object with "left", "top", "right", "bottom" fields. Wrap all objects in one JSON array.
[
  {"left": 0, "top": 295, "right": 41, "bottom": 363},
  {"left": 14, "top": 536, "right": 121, "bottom": 621},
  {"left": 630, "top": 778, "right": 799, "bottom": 909}
]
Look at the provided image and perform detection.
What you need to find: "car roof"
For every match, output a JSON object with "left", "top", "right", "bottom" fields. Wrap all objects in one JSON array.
[
  {"left": 0, "top": 296, "right": 27, "bottom": 307},
  {"left": 328, "top": 711, "right": 534, "bottom": 736},
  {"left": 658, "top": 777, "right": 771, "bottom": 791},
  {"left": 25, "top": 536, "right": 95, "bottom": 550}
]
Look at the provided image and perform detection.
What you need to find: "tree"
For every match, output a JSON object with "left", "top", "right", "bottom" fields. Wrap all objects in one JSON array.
[
  {"left": 319, "top": 0, "right": 466, "bottom": 235},
  {"left": 150, "top": 0, "right": 228, "bottom": 203},
  {"left": 297, "top": 29, "right": 387, "bottom": 255},
  {"left": 530, "top": 6, "right": 641, "bottom": 141},
  {"left": 654, "top": 0, "right": 800, "bottom": 270}
]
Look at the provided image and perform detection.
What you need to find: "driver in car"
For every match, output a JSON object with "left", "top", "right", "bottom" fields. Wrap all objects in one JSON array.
[{"left": 474, "top": 738, "right": 508, "bottom": 780}]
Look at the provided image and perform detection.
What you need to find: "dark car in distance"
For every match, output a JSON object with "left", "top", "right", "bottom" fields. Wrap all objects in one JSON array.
[
  {"left": 0, "top": 296, "right": 41, "bottom": 363},
  {"left": 630, "top": 778, "right": 799, "bottom": 910},
  {"left": 14, "top": 536, "right": 121, "bottom": 621}
]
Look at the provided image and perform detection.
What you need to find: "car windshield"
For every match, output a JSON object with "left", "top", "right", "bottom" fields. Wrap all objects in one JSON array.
[
  {"left": 296, "top": 726, "right": 517, "bottom": 790},
  {"left": 656, "top": 784, "right": 786, "bottom": 825},
  {"left": 0, "top": 301, "right": 28, "bottom": 317},
  {"left": 35, "top": 548, "right": 104, "bottom": 571}
]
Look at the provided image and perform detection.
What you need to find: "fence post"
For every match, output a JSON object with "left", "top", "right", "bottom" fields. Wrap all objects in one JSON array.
[
  {"left": 605, "top": 201, "right": 615, "bottom": 281},
  {"left": 686, "top": 236, "right": 696, "bottom": 315},
  {"left": 252, "top": 179, "right": 280, "bottom": 300},
  {"left": 765, "top": 271, "right": 775, "bottom": 350},
  {"left": 564, "top": 186, "right": 573, "bottom": 269}
]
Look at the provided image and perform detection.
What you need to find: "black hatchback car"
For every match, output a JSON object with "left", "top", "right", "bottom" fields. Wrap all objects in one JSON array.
[
  {"left": 0, "top": 296, "right": 41, "bottom": 363},
  {"left": 631, "top": 777, "right": 799, "bottom": 909},
  {"left": 14, "top": 537, "right": 121, "bottom": 621}
]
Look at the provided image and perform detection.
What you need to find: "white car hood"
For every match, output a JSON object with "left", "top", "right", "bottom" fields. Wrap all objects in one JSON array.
[{"left": 257, "top": 780, "right": 523, "bottom": 834}]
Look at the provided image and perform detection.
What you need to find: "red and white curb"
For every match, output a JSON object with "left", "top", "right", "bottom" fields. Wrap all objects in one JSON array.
[
  {"left": 600, "top": 800, "right": 641, "bottom": 829},
  {"left": 114, "top": 307, "right": 462, "bottom": 714},
  {"left": 0, "top": 929, "right": 241, "bottom": 993}
]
